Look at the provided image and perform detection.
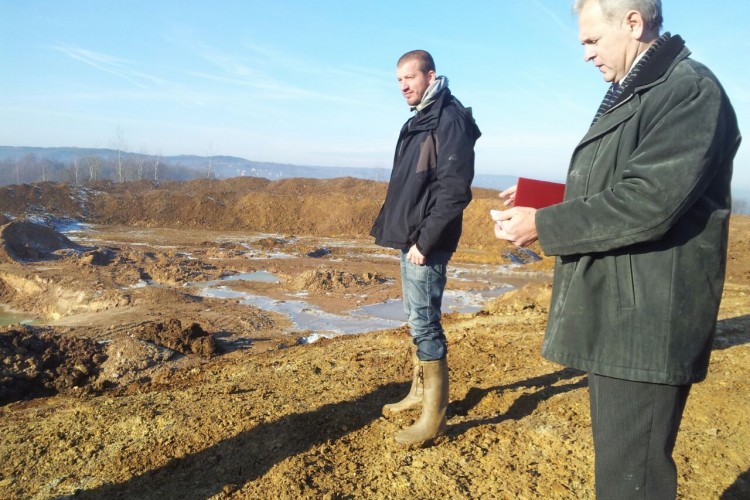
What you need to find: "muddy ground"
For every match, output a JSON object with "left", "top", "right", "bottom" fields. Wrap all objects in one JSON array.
[{"left": 0, "top": 178, "right": 748, "bottom": 499}]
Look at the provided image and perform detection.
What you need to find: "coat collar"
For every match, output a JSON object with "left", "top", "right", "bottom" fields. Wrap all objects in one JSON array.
[
  {"left": 611, "top": 34, "right": 687, "bottom": 109},
  {"left": 579, "top": 35, "right": 690, "bottom": 145},
  {"left": 407, "top": 88, "right": 452, "bottom": 132}
]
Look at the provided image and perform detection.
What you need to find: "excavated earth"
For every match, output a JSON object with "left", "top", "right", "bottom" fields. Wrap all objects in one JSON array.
[{"left": 0, "top": 178, "right": 748, "bottom": 499}]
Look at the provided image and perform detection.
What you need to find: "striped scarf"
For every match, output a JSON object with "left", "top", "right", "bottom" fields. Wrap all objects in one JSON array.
[
  {"left": 591, "top": 32, "right": 672, "bottom": 125},
  {"left": 412, "top": 75, "right": 448, "bottom": 112}
]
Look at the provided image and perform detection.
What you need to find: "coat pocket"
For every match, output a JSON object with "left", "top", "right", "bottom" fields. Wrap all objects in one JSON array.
[{"left": 612, "top": 253, "right": 636, "bottom": 310}]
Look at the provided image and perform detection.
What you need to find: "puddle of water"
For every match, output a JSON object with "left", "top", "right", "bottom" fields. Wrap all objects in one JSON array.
[
  {"left": 54, "top": 219, "right": 92, "bottom": 234},
  {"left": 188, "top": 261, "right": 522, "bottom": 343},
  {"left": 222, "top": 271, "right": 280, "bottom": 284},
  {"left": 356, "top": 299, "right": 404, "bottom": 321},
  {"left": 197, "top": 278, "right": 515, "bottom": 344},
  {"left": 244, "top": 251, "right": 295, "bottom": 260},
  {"left": 199, "top": 286, "right": 405, "bottom": 340},
  {"left": 193, "top": 271, "right": 282, "bottom": 289},
  {"left": 64, "top": 224, "right": 534, "bottom": 343},
  {"left": 357, "top": 285, "right": 514, "bottom": 320},
  {"left": 0, "top": 306, "right": 35, "bottom": 326},
  {"left": 126, "top": 279, "right": 157, "bottom": 289}
]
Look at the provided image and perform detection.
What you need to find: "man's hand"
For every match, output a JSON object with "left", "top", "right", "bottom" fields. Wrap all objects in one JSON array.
[
  {"left": 492, "top": 206, "right": 538, "bottom": 247},
  {"left": 499, "top": 185, "right": 517, "bottom": 207},
  {"left": 406, "top": 244, "right": 427, "bottom": 265}
]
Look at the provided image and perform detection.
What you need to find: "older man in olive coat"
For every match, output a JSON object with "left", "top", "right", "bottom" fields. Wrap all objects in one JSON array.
[{"left": 493, "top": 0, "right": 741, "bottom": 498}]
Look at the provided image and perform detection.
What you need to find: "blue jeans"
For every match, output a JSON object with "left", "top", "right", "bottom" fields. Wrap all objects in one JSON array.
[{"left": 400, "top": 249, "right": 450, "bottom": 361}]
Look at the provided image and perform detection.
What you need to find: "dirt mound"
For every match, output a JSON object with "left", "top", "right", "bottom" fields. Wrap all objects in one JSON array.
[
  {"left": 0, "top": 278, "right": 14, "bottom": 302},
  {"left": 133, "top": 319, "right": 218, "bottom": 357},
  {"left": 0, "top": 326, "right": 106, "bottom": 404},
  {"left": 0, "top": 220, "right": 82, "bottom": 262},
  {"left": 286, "top": 268, "right": 389, "bottom": 294},
  {"left": 0, "top": 178, "right": 533, "bottom": 266},
  {"left": 96, "top": 335, "right": 176, "bottom": 389},
  {"left": 0, "top": 182, "right": 88, "bottom": 220},
  {"left": 0, "top": 320, "right": 219, "bottom": 405},
  {"left": 123, "top": 248, "right": 223, "bottom": 285},
  {"left": 75, "top": 247, "right": 116, "bottom": 266},
  {"left": 484, "top": 282, "right": 553, "bottom": 316},
  {"left": 255, "top": 236, "right": 292, "bottom": 250}
]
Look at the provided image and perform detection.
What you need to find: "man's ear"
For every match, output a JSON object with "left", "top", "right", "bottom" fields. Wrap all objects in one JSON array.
[
  {"left": 427, "top": 70, "right": 437, "bottom": 84},
  {"left": 623, "top": 9, "right": 645, "bottom": 40}
]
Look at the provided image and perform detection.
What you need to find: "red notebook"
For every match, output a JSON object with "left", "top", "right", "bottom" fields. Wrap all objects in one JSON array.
[{"left": 514, "top": 177, "right": 565, "bottom": 209}]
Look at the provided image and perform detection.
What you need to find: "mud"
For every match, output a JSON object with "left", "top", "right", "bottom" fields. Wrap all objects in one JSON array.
[
  {"left": 0, "top": 221, "right": 85, "bottom": 262},
  {"left": 0, "top": 326, "right": 105, "bottom": 404},
  {"left": 0, "top": 178, "right": 748, "bottom": 499}
]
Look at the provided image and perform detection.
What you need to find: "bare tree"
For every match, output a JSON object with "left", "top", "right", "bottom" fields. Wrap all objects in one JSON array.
[
  {"left": 73, "top": 155, "right": 80, "bottom": 185},
  {"left": 111, "top": 127, "right": 128, "bottom": 182},
  {"left": 206, "top": 143, "right": 214, "bottom": 179},
  {"left": 87, "top": 157, "right": 100, "bottom": 183},
  {"left": 135, "top": 147, "right": 148, "bottom": 180},
  {"left": 153, "top": 152, "right": 161, "bottom": 182}
]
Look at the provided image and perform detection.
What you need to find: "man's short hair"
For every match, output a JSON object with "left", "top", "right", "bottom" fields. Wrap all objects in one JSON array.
[
  {"left": 573, "top": 0, "right": 663, "bottom": 33},
  {"left": 397, "top": 50, "right": 436, "bottom": 73}
]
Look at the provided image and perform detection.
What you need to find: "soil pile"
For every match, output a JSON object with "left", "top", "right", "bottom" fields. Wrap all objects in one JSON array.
[
  {"left": 133, "top": 319, "right": 218, "bottom": 357},
  {"left": 0, "top": 220, "right": 83, "bottom": 262},
  {"left": 82, "top": 177, "right": 391, "bottom": 239},
  {"left": 0, "top": 326, "right": 105, "bottom": 404},
  {"left": 0, "top": 179, "right": 524, "bottom": 264},
  {"left": 0, "top": 183, "right": 89, "bottom": 220},
  {"left": 96, "top": 335, "right": 177, "bottom": 390},
  {"left": 286, "top": 269, "right": 388, "bottom": 294}
]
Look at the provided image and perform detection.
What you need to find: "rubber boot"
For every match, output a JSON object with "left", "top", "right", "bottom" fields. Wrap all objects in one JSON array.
[
  {"left": 382, "top": 349, "right": 423, "bottom": 415},
  {"left": 395, "top": 358, "right": 448, "bottom": 446}
]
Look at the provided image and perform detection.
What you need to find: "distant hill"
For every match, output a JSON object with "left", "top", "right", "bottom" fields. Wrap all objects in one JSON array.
[{"left": 0, "top": 146, "right": 519, "bottom": 191}]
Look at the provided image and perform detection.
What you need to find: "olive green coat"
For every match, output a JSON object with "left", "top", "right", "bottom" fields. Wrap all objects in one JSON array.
[{"left": 536, "top": 37, "right": 741, "bottom": 385}]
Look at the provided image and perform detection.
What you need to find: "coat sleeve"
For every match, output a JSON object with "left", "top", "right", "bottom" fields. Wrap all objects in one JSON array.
[
  {"left": 416, "top": 113, "right": 476, "bottom": 255},
  {"left": 537, "top": 71, "right": 738, "bottom": 257}
]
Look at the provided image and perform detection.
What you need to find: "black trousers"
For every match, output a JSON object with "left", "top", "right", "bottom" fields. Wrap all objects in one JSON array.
[{"left": 588, "top": 373, "right": 691, "bottom": 500}]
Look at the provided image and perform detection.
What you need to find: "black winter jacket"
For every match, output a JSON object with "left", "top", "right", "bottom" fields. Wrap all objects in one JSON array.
[{"left": 370, "top": 89, "right": 481, "bottom": 255}]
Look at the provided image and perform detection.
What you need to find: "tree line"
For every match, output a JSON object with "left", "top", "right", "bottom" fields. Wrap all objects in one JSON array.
[
  {"left": 1, "top": 151, "right": 748, "bottom": 214},
  {"left": 0, "top": 152, "right": 208, "bottom": 186}
]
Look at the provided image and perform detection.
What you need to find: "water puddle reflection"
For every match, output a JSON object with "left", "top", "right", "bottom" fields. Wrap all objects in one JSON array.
[
  {"left": 199, "top": 286, "right": 406, "bottom": 341},
  {"left": 194, "top": 270, "right": 515, "bottom": 344},
  {"left": 0, "top": 306, "right": 35, "bottom": 326},
  {"left": 222, "top": 271, "right": 280, "bottom": 284}
]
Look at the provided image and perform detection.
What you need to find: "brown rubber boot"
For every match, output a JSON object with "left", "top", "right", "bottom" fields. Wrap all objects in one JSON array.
[
  {"left": 382, "top": 349, "right": 423, "bottom": 415},
  {"left": 395, "top": 358, "right": 448, "bottom": 446}
]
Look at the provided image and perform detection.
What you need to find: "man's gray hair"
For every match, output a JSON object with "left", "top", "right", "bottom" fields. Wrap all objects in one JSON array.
[{"left": 573, "top": 0, "right": 663, "bottom": 32}]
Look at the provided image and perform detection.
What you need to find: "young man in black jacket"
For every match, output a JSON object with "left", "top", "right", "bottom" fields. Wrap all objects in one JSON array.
[{"left": 371, "top": 49, "right": 480, "bottom": 446}]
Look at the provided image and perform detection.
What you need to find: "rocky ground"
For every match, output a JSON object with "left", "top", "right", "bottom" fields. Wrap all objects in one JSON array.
[{"left": 0, "top": 178, "right": 748, "bottom": 499}]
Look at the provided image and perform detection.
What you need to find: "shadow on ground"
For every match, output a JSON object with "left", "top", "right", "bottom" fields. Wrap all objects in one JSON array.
[
  {"left": 70, "top": 382, "right": 402, "bottom": 499},
  {"left": 722, "top": 467, "right": 750, "bottom": 499},
  {"left": 715, "top": 315, "right": 750, "bottom": 349},
  {"left": 449, "top": 368, "right": 587, "bottom": 436}
]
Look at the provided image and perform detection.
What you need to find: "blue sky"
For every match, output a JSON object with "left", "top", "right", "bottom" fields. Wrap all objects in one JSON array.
[{"left": 2, "top": 1, "right": 748, "bottom": 193}]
